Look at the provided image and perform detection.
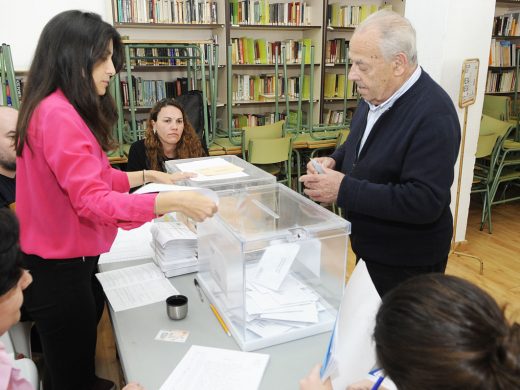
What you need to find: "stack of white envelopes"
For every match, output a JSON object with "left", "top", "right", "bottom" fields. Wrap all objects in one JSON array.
[
  {"left": 245, "top": 243, "right": 326, "bottom": 338},
  {"left": 151, "top": 221, "right": 199, "bottom": 277}
]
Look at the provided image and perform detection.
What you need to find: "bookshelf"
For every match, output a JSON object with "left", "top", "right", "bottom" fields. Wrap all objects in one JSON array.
[{"left": 486, "top": 5, "right": 520, "bottom": 95}]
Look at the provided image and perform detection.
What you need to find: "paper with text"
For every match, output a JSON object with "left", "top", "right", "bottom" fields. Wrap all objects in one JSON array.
[
  {"left": 175, "top": 157, "right": 248, "bottom": 181},
  {"left": 159, "top": 345, "right": 269, "bottom": 390},
  {"left": 96, "top": 263, "right": 178, "bottom": 312},
  {"left": 99, "top": 222, "right": 153, "bottom": 264},
  {"left": 134, "top": 183, "right": 219, "bottom": 205},
  {"left": 252, "top": 243, "right": 300, "bottom": 290}
]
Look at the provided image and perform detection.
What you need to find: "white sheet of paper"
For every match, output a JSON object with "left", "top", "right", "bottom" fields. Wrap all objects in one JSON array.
[
  {"left": 96, "top": 263, "right": 178, "bottom": 312},
  {"left": 247, "top": 320, "right": 293, "bottom": 338},
  {"left": 99, "top": 222, "right": 153, "bottom": 264},
  {"left": 134, "top": 183, "right": 219, "bottom": 205},
  {"left": 175, "top": 157, "right": 249, "bottom": 182},
  {"left": 328, "top": 260, "right": 381, "bottom": 390},
  {"left": 260, "top": 302, "right": 318, "bottom": 323},
  {"left": 252, "top": 243, "right": 300, "bottom": 290},
  {"left": 159, "top": 345, "right": 269, "bottom": 390}
]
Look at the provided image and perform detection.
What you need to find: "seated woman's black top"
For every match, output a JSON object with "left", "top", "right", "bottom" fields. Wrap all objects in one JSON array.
[{"left": 127, "top": 139, "right": 174, "bottom": 173}]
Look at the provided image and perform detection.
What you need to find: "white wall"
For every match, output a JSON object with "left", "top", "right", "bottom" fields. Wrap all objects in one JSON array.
[
  {"left": 0, "top": 0, "right": 113, "bottom": 71},
  {"left": 405, "top": 0, "right": 495, "bottom": 242}
]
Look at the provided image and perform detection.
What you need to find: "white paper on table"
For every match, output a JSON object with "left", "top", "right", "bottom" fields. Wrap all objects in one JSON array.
[
  {"left": 99, "top": 222, "right": 153, "bottom": 264},
  {"left": 252, "top": 243, "right": 300, "bottom": 290},
  {"left": 134, "top": 183, "right": 219, "bottom": 205},
  {"left": 327, "top": 260, "right": 382, "bottom": 390},
  {"left": 175, "top": 157, "right": 249, "bottom": 182},
  {"left": 95, "top": 263, "right": 178, "bottom": 312},
  {"left": 159, "top": 345, "right": 269, "bottom": 390},
  {"left": 260, "top": 302, "right": 318, "bottom": 323}
]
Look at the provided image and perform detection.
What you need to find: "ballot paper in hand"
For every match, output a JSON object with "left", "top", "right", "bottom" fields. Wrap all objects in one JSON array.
[
  {"left": 320, "top": 260, "right": 381, "bottom": 390},
  {"left": 134, "top": 183, "right": 219, "bottom": 206},
  {"left": 159, "top": 345, "right": 269, "bottom": 390}
]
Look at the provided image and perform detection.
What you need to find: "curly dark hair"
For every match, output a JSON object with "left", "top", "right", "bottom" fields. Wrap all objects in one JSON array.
[{"left": 144, "top": 98, "right": 206, "bottom": 171}]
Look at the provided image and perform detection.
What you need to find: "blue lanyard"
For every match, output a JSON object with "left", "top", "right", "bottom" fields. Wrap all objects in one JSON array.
[{"left": 369, "top": 368, "right": 385, "bottom": 390}]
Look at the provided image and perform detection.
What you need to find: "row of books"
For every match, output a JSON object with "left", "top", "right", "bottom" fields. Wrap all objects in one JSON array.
[
  {"left": 325, "top": 38, "right": 349, "bottom": 65},
  {"left": 229, "top": 0, "right": 311, "bottom": 26},
  {"left": 324, "top": 73, "right": 356, "bottom": 99},
  {"left": 485, "top": 70, "right": 518, "bottom": 93},
  {"left": 232, "top": 110, "right": 306, "bottom": 128},
  {"left": 231, "top": 38, "right": 312, "bottom": 65},
  {"left": 489, "top": 39, "right": 518, "bottom": 67},
  {"left": 492, "top": 12, "right": 520, "bottom": 37},
  {"left": 115, "top": 0, "right": 219, "bottom": 24},
  {"left": 232, "top": 74, "right": 310, "bottom": 102},
  {"left": 127, "top": 45, "right": 211, "bottom": 67},
  {"left": 120, "top": 76, "right": 192, "bottom": 107},
  {"left": 327, "top": 3, "right": 390, "bottom": 28},
  {"left": 322, "top": 108, "right": 353, "bottom": 126},
  {"left": 1, "top": 78, "right": 23, "bottom": 106}
]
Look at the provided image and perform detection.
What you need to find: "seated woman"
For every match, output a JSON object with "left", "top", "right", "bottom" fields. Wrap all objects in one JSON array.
[
  {"left": 0, "top": 208, "right": 145, "bottom": 390},
  {"left": 300, "top": 273, "right": 520, "bottom": 390},
  {"left": 127, "top": 99, "right": 206, "bottom": 173}
]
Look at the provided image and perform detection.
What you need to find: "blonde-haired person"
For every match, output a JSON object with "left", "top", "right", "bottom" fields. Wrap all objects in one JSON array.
[
  {"left": 15, "top": 10, "right": 216, "bottom": 390},
  {"left": 127, "top": 98, "right": 206, "bottom": 173}
]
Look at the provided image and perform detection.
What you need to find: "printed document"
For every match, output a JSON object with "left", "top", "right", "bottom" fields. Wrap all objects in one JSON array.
[
  {"left": 96, "top": 263, "right": 178, "bottom": 312},
  {"left": 175, "top": 157, "right": 248, "bottom": 181},
  {"left": 159, "top": 345, "right": 269, "bottom": 390},
  {"left": 99, "top": 222, "right": 153, "bottom": 264}
]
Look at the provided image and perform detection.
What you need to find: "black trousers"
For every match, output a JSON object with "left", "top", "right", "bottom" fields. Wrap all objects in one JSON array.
[
  {"left": 361, "top": 257, "right": 448, "bottom": 297},
  {"left": 21, "top": 253, "right": 104, "bottom": 390}
]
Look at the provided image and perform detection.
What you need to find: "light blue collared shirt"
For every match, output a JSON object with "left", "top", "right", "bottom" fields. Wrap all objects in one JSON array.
[{"left": 358, "top": 66, "right": 422, "bottom": 155}]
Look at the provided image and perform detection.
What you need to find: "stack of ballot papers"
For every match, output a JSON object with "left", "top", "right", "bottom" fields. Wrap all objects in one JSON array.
[
  {"left": 244, "top": 243, "right": 331, "bottom": 338},
  {"left": 151, "top": 221, "right": 199, "bottom": 277}
]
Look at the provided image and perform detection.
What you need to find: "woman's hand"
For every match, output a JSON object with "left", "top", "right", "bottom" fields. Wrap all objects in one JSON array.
[
  {"left": 156, "top": 191, "right": 217, "bottom": 222},
  {"left": 148, "top": 170, "right": 197, "bottom": 184},
  {"left": 299, "top": 364, "right": 332, "bottom": 390}
]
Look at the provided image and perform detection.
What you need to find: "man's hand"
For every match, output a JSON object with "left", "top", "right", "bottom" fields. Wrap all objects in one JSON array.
[
  {"left": 299, "top": 167, "right": 344, "bottom": 204},
  {"left": 306, "top": 157, "right": 336, "bottom": 174},
  {"left": 299, "top": 364, "right": 333, "bottom": 390}
]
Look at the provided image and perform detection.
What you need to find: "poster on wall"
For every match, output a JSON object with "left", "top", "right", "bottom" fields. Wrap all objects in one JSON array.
[{"left": 459, "top": 58, "right": 479, "bottom": 108}]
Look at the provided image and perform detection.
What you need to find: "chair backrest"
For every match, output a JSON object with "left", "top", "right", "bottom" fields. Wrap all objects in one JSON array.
[
  {"left": 241, "top": 120, "right": 285, "bottom": 158},
  {"left": 483, "top": 95, "right": 511, "bottom": 121},
  {"left": 248, "top": 136, "right": 292, "bottom": 164},
  {"left": 476, "top": 133, "right": 500, "bottom": 158}
]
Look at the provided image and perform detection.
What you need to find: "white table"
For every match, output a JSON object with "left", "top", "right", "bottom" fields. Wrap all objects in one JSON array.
[{"left": 99, "top": 259, "right": 331, "bottom": 390}]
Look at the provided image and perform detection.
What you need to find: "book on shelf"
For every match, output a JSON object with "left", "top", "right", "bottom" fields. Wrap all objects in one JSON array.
[
  {"left": 115, "top": 0, "right": 219, "bottom": 24},
  {"left": 230, "top": 0, "right": 311, "bottom": 26}
]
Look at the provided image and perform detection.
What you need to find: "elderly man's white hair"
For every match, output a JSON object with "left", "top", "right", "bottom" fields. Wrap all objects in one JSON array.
[{"left": 355, "top": 9, "right": 418, "bottom": 66}]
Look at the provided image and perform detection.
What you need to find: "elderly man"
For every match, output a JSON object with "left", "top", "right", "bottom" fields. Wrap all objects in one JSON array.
[
  {"left": 0, "top": 106, "right": 17, "bottom": 210},
  {"left": 300, "top": 10, "right": 460, "bottom": 297}
]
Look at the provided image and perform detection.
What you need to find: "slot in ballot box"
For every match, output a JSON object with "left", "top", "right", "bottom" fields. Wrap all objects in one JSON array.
[
  {"left": 164, "top": 155, "right": 276, "bottom": 192},
  {"left": 197, "top": 183, "right": 350, "bottom": 351}
]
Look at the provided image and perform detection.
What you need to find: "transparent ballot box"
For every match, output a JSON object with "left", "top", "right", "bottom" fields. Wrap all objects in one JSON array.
[
  {"left": 196, "top": 184, "right": 351, "bottom": 351},
  {"left": 164, "top": 155, "right": 276, "bottom": 192}
]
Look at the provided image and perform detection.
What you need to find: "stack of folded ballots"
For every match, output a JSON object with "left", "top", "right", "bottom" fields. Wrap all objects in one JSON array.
[{"left": 151, "top": 221, "right": 198, "bottom": 277}]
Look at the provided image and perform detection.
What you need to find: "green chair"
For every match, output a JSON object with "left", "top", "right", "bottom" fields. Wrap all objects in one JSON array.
[
  {"left": 247, "top": 136, "right": 293, "bottom": 188},
  {"left": 240, "top": 120, "right": 285, "bottom": 160},
  {"left": 483, "top": 95, "right": 511, "bottom": 121},
  {"left": 474, "top": 115, "right": 518, "bottom": 232}
]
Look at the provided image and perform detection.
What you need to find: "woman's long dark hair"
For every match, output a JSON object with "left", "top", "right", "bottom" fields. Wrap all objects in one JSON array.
[
  {"left": 0, "top": 209, "right": 23, "bottom": 296},
  {"left": 375, "top": 274, "right": 520, "bottom": 390},
  {"left": 15, "top": 10, "right": 123, "bottom": 154}
]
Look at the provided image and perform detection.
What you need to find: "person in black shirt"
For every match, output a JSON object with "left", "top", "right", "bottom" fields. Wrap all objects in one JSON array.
[
  {"left": 0, "top": 106, "right": 17, "bottom": 210},
  {"left": 127, "top": 99, "right": 206, "bottom": 173}
]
